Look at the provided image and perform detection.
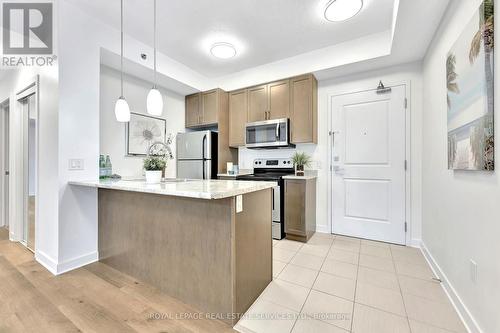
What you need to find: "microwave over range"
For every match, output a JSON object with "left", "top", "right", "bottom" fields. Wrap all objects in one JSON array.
[{"left": 245, "top": 118, "right": 295, "bottom": 149}]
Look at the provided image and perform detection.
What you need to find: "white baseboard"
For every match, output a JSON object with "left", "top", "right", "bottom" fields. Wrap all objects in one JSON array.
[
  {"left": 35, "top": 250, "right": 98, "bottom": 275},
  {"left": 56, "top": 251, "right": 98, "bottom": 275},
  {"left": 35, "top": 250, "right": 58, "bottom": 275},
  {"left": 420, "top": 242, "right": 482, "bottom": 333}
]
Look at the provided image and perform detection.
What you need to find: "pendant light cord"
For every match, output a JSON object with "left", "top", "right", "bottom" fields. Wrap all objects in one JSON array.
[
  {"left": 120, "top": 0, "right": 124, "bottom": 97},
  {"left": 153, "top": 0, "right": 157, "bottom": 88}
]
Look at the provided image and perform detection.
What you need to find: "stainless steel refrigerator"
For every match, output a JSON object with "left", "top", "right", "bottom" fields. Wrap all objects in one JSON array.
[{"left": 176, "top": 131, "right": 218, "bottom": 179}]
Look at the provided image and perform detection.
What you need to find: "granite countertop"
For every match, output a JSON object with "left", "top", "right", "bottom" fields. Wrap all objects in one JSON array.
[
  {"left": 69, "top": 178, "right": 277, "bottom": 200},
  {"left": 217, "top": 169, "right": 253, "bottom": 178},
  {"left": 282, "top": 173, "right": 317, "bottom": 180}
]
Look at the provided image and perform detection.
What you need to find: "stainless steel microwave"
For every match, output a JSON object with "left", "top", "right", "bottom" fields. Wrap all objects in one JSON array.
[{"left": 245, "top": 118, "right": 295, "bottom": 149}]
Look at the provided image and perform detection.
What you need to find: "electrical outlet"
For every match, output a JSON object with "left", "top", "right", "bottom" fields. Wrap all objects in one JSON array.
[
  {"left": 470, "top": 260, "right": 477, "bottom": 283},
  {"left": 68, "top": 159, "right": 84, "bottom": 171},
  {"left": 236, "top": 195, "right": 243, "bottom": 213}
]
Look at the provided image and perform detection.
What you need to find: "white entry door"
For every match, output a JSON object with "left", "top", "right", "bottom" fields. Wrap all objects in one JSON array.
[{"left": 331, "top": 85, "right": 406, "bottom": 245}]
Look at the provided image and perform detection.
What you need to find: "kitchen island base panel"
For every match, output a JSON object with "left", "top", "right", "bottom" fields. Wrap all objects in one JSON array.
[{"left": 98, "top": 188, "right": 272, "bottom": 326}]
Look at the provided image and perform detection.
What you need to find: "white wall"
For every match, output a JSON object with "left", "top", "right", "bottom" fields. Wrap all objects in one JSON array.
[
  {"left": 422, "top": 0, "right": 499, "bottom": 332},
  {"left": 99, "top": 66, "right": 185, "bottom": 179},
  {"left": 239, "top": 61, "right": 423, "bottom": 244}
]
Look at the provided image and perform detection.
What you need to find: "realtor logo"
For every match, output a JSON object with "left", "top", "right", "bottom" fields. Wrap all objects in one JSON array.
[{"left": 2, "top": 2, "right": 53, "bottom": 54}]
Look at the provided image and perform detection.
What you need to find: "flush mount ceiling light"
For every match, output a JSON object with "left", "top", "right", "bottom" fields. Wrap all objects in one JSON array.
[
  {"left": 324, "top": 0, "right": 363, "bottom": 22},
  {"left": 210, "top": 42, "right": 237, "bottom": 59},
  {"left": 115, "top": 0, "right": 130, "bottom": 122},
  {"left": 146, "top": 0, "right": 163, "bottom": 116}
]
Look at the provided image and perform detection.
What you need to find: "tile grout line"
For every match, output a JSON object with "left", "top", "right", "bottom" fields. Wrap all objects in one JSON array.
[
  {"left": 288, "top": 235, "right": 335, "bottom": 333},
  {"left": 390, "top": 245, "right": 413, "bottom": 332},
  {"left": 349, "top": 239, "right": 362, "bottom": 332}
]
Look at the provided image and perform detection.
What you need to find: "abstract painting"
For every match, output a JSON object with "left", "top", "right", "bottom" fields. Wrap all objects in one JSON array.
[
  {"left": 126, "top": 112, "right": 166, "bottom": 156},
  {"left": 447, "top": 0, "right": 494, "bottom": 171}
]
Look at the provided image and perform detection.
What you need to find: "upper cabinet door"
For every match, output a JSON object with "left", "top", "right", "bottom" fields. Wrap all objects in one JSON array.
[
  {"left": 290, "top": 75, "right": 318, "bottom": 144},
  {"left": 268, "top": 80, "right": 290, "bottom": 120},
  {"left": 229, "top": 89, "right": 248, "bottom": 147},
  {"left": 247, "top": 85, "right": 268, "bottom": 123},
  {"left": 201, "top": 89, "right": 219, "bottom": 125},
  {"left": 185, "top": 93, "right": 201, "bottom": 128}
]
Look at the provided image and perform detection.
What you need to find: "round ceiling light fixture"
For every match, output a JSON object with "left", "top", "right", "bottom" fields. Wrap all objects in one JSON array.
[
  {"left": 210, "top": 42, "right": 237, "bottom": 59},
  {"left": 324, "top": 0, "right": 363, "bottom": 22}
]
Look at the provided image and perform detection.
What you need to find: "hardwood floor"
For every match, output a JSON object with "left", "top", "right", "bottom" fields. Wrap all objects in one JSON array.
[
  {"left": 0, "top": 227, "right": 8, "bottom": 241},
  {"left": 0, "top": 228, "right": 236, "bottom": 333}
]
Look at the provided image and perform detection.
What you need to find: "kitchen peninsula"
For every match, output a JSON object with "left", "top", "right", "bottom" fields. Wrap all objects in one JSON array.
[{"left": 70, "top": 179, "right": 275, "bottom": 325}]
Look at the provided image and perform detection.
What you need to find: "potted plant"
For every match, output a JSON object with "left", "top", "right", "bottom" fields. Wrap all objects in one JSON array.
[
  {"left": 143, "top": 156, "right": 167, "bottom": 184},
  {"left": 291, "top": 152, "right": 311, "bottom": 176}
]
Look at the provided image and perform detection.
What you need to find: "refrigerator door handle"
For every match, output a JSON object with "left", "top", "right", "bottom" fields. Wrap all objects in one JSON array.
[
  {"left": 202, "top": 134, "right": 207, "bottom": 160},
  {"left": 202, "top": 134, "right": 207, "bottom": 179}
]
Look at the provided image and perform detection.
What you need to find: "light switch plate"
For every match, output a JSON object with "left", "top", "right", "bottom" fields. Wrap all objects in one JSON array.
[
  {"left": 68, "top": 159, "right": 84, "bottom": 171},
  {"left": 236, "top": 195, "right": 243, "bottom": 213}
]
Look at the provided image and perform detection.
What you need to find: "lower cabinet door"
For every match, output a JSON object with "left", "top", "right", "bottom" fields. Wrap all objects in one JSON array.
[{"left": 285, "top": 180, "right": 306, "bottom": 236}]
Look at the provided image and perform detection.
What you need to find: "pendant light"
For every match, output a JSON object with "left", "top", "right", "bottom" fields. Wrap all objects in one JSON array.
[
  {"left": 147, "top": 0, "right": 163, "bottom": 116},
  {"left": 115, "top": 0, "right": 131, "bottom": 122}
]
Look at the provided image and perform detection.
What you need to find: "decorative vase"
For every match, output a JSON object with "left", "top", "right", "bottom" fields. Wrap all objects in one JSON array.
[
  {"left": 295, "top": 165, "right": 305, "bottom": 176},
  {"left": 145, "top": 170, "right": 162, "bottom": 184}
]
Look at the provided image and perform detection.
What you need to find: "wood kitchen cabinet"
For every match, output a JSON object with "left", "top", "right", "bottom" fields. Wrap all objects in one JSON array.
[
  {"left": 201, "top": 89, "right": 219, "bottom": 125},
  {"left": 247, "top": 84, "right": 268, "bottom": 122},
  {"left": 229, "top": 89, "right": 248, "bottom": 147},
  {"left": 290, "top": 74, "right": 318, "bottom": 144},
  {"left": 185, "top": 89, "right": 223, "bottom": 128},
  {"left": 185, "top": 93, "right": 201, "bottom": 128},
  {"left": 185, "top": 89, "right": 238, "bottom": 172},
  {"left": 201, "top": 72, "right": 317, "bottom": 146},
  {"left": 268, "top": 79, "right": 290, "bottom": 120},
  {"left": 247, "top": 80, "right": 290, "bottom": 122},
  {"left": 285, "top": 177, "right": 316, "bottom": 243}
]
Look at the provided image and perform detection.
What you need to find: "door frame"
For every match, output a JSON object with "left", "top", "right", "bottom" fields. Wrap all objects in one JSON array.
[
  {"left": 327, "top": 81, "right": 412, "bottom": 246},
  {"left": 10, "top": 76, "right": 39, "bottom": 250},
  {"left": 0, "top": 98, "right": 9, "bottom": 230}
]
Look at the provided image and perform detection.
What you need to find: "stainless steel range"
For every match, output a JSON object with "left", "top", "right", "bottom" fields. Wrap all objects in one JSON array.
[{"left": 237, "top": 158, "right": 294, "bottom": 239}]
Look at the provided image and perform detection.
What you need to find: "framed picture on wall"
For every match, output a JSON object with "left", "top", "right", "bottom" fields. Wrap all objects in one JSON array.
[
  {"left": 126, "top": 112, "right": 166, "bottom": 156},
  {"left": 446, "top": 0, "right": 494, "bottom": 170}
]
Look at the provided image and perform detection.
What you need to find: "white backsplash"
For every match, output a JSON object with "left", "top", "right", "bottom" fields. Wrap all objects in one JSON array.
[{"left": 238, "top": 144, "right": 320, "bottom": 170}]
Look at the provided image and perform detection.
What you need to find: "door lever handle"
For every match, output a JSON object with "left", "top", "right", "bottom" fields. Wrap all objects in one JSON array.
[
  {"left": 4, "top": 171, "right": 9, "bottom": 176},
  {"left": 333, "top": 166, "right": 345, "bottom": 175}
]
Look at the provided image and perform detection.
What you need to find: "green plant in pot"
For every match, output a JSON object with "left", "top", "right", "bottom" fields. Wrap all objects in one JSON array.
[
  {"left": 291, "top": 152, "right": 311, "bottom": 176},
  {"left": 143, "top": 156, "right": 167, "bottom": 184}
]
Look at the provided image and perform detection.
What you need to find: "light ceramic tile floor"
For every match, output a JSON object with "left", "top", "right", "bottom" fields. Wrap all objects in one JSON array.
[{"left": 235, "top": 234, "right": 468, "bottom": 333}]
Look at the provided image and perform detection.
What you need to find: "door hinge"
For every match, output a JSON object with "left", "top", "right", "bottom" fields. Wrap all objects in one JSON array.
[
  {"left": 404, "top": 222, "right": 408, "bottom": 233},
  {"left": 404, "top": 98, "right": 408, "bottom": 109},
  {"left": 404, "top": 160, "right": 407, "bottom": 171}
]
